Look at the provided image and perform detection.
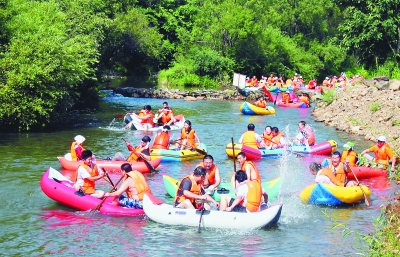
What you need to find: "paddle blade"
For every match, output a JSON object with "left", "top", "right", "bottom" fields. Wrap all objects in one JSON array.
[
  {"left": 115, "top": 114, "right": 125, "bottom": 119},
  {"left": 143, "top": 159, "right": 157, "bottom": 172},
  {"left": 194, "top": 147, "right": 207, "bottom": 156}
]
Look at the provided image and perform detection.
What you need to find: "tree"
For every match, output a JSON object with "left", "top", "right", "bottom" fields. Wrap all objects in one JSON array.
[
  {"left": 0, "top": 0, "right": 100, "bottom": 131},
  {"left": 335, "top": 0, "right": 400, "bottom": 67}
]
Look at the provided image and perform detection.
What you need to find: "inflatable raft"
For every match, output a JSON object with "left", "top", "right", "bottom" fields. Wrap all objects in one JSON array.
[
  {"left": 277, "top": 101, "right": 308, "bottom": 108},
  {"left": 239, "top": 102, "right": 276, "bottom": 115},
  {"left": 347, "top": 166, "right": 387, "bottom": 179},
  {"left": 57, "top": 157, "right": 162, "bottom": 173},
  {"left": 40, "top": 168, "right": 146, "bottom": 216},
  {"left": 162, "top": 175, "right": 282, "bottom": 202},
  {"left": 143, "top": 194, "right": 283, "bottom": 229},
  {"left": 225, "top": 140, "right": 338, "bottom": 160},
  {"left": 299, "top": 183, "right": 371, "bottom": 205},
  {"left": 124, "top": 113, "right": 185, "bottom": 131},
  {"left": 150, "top": 143, "right": 208, "bottom": 162}
]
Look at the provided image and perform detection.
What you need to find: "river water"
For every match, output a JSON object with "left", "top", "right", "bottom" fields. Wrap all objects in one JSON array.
[{"left": 0, "top": 94, "right": 396, "bottom": 256}]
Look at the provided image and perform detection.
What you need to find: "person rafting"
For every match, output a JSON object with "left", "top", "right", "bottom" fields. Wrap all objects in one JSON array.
[
  {"left": 231, "top": 152, "right": 261, "bottom": 189},
  {"left": 238, "top": 123, "right": 264, "bottom": 149},
  {"left": 261, "top": 126, "right": 273, "bottom": 148},
  {"left": 104, "top": 163, "right": 152, "bottom": 209},
  {"left": 270, "top": 127, "right": 288, "bottom": 149},
  {"left": 174, "top": 166, "right": 219, "bottom": 210},
  {"left": 155, "top": 102, "right": 175, "bottom": 126},
  {"left": 112, "top": 136, "right": 151, "bottom": 162},
  {"left": 196, "top": 155, "right": 221, "bottom": 194},
  {"left": 220, "top": 170, "right": 268, "bottom": 213},
  {"left": 70, "top": 135, "right": 86, "bottom": 161},
  {"left": 320, "top": 151, "right": 357, "bottom": 186},
  {"left": 73, "top": 150, "right": 106, "bottom": 198},
  {"left": 254, "top": 96, "right": 267, "bottom": 108},
  {"left": 124, "top": 105, "right": 154, "bottom": 130},
  {"left": 360, "top": 135, "right": 397, "bottom": 172},
  {"left": 309, "top": 162, "right": 357, "bottom": 187},
  {"left": 178, "top": 120, "right": 201, "bottom": 150},
  {"left": 341, "top": 142, "right": 358, "bottom": 166},
  {"left": 297, "top": 93, "right": 310, "bottom": 107},
  {"left": 292, "top": 121, "right": 315, "bottom": 146},
  {"left": 152, "top": 125, "right": 171, "bottom": 150}
]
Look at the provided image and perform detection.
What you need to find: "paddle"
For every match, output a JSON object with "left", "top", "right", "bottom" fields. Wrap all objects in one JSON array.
[
  {"left": 103, "top": 168, "right": 115, "bottom": 187},
  {"left": 115, "top": 114, "right": 125, "bottom": 119},
  {"left": 122, "top": 138, "right": 157, "bottom": 172},
  {"left": 91, "top": 174, "right": 124, "bottom": 213},
  {"left": 231, "top": 137, "right": 237, "bottom": 172},
  {"left": 173, "top": 140, "right": 207, "bottom": 155},
  {"left": 347, "top": 164, "right": 372, "bottom": 206},
  {"left": 198, "top": 200, "right": 205, "bottom": 233}
]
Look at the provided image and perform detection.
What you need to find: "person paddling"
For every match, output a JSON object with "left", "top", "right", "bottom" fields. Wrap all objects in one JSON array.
[
  {"left": 220, "top": 171, "right": 268, "bottom": 212},
  {"left": 112, "top": 136, "right": 151, "bottom": 162}
]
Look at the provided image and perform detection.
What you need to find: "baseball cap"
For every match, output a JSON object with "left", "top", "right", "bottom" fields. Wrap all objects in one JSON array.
[
  {"left": 343, "top": 142, "right": 354, "bottom": 150},
  {"left": 377, "top": 136, "right": 386, "bottom": 142}
]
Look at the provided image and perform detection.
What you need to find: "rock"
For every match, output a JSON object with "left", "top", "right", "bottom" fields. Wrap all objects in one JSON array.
[
  {"left": 375, "top": 81, "right": 390, "bottom": 90},
  {"left": 184, "top": 96, "right": 197, "bottom": 101},
  {"left": 373, "top": 76, "right": 389, "bottom": 81},
  {"left": 389, "top": 80, "right": 400, "bottom": 91}
]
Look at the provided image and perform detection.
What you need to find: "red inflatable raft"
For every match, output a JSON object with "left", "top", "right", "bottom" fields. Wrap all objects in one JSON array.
[
  {"left": 58, "top": 157, "right": 162, "bottom": 173},
  {"left": 347, "top": 166, "right": 387, "bottom": 179},
  {"left": 40, "top": 168, "right": 152, "bottom": 216}
]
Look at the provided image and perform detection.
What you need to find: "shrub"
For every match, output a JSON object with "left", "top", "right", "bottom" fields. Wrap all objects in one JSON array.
[{"left": 370, "top": 102, "right": 381, "bottom": 112}]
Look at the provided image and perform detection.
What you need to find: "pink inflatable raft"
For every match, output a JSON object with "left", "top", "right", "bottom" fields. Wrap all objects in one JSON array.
[
  {"left": 57, "top": 157, "right": 162, "bottom": 173},
  {"left": 40, "top": 168, "right": 158, "bottom": 216}
]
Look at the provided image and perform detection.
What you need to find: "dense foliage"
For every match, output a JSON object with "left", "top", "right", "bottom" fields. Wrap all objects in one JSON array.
[{"left": 0, "top": 0, "right": 399, "bottom": 131}]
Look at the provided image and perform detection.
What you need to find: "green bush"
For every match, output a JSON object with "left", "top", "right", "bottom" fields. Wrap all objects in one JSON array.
[{"left": 320, "top": 89, "right": 335, "bottom": 105}]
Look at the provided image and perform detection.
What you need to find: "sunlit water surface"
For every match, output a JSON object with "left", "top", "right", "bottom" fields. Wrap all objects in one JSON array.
[{"left": 0, "top": 95, "right": 396, "bottom": 256}]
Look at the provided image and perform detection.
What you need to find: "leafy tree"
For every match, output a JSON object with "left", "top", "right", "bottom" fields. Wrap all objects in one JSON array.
[
  {"left": 335, "top": 0, "right": 400, "bottom": 67},
  {"left": 0, "top": 0, "right": 100, "bottom": 131}
]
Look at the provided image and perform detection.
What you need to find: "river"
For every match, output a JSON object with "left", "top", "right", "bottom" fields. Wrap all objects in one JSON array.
[{"left": 0, "top": 94, "right": 396, "bottom": 256}]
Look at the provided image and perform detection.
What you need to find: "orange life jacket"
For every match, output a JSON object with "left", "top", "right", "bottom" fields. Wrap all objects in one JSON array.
[
  {"left": 161, "top": 108, "right": 173, "bottom": 124},
  {"left": 267, "top": 77, "right": 275, "bottom": 85},
  {"left": 329, "top": 162, "right": 347, "bottom": 185},
  {"left": 181, "top": 128, "right": 196, "bottom": 147},
  {"left": 298, "top": 95, "right": 309, "bottom": 106},
  {"left": 262, "top": 132, "right": 273, "bottom": 146},
  {"left": 242, "top": 131, "right": 259, "bottom": 149},
  {"left": 340, "top": 150, "right": 357, "bottom": 166},
  {"left": 256, "top": 99, "right": 267, "bottom": 108},
  {"left": 70, "top": 142, "right": 85, "bottom": 161},
  {"left": 241, "top": 161, "right": 261, "bottom": 185},
  {"left": 127, "top": 146, "right": 143, "bottom": 162},
  {"left": 374, "top": 143, "right": 392, "bottom": 166},
  {"left": 141, "top": 111, "right": 154, "bottom": 125},
  {"left": 239, "top": 181, "right": 262, "bottom": 212},
  {"left": 281, "top": 92, "right": 291, "bottom": 103},
  {"left": 198, "top": 162, "right": 217, "bottom": 185},
  {"left": 152, "top": 132, "right": 170, "bottom": 149},
  {"left": 317, "top": 168, "right": 344, "bottom": 186},
  {"left": 301, "top": 126, "right": 315, "bottom": 146},
  {"left": 124, "top": 171, "right": 151, "bottom": 201},
  {"left": 271, "top": 132, "right": 285, "bottom": 148},
  {"left": 75, "top": 164, "right": 98, "bottom": 194},
  {"left": 174, "top": 175, "right": 201, "bottom": 206}
]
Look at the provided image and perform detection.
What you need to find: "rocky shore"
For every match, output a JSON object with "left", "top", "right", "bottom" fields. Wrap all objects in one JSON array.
[
  {"left": 113, "top": 87, "right": 264, "bottom": 101},
  {"left": 312, "top": 77, "right": 400, "bottom": 152}
]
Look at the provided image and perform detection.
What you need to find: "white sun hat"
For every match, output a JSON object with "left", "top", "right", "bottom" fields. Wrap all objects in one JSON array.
[{"left": 74, "top": 135, "right": 86, "bottom": 144}]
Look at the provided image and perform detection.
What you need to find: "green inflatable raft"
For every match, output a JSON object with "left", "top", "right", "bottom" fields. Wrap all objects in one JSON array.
[{"left": 163, "top": 175, "right": 282, "bottom": 202}]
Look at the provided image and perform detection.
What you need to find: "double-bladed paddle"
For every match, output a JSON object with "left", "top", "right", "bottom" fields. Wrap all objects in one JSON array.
[
  {"left": 122, "top": 138, "right": 157, "bottom": 172},
  {"left": 172, "top": 140, "right": 207, "bottom": 156},
  {"left": 91, "top": 174, "right": 124, "bottom": 213}
]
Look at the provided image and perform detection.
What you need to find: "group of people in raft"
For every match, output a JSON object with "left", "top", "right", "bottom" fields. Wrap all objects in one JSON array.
[
  {"left": 238, "top": 121, "right": 315, "bottom": 150},
  {"left": 69, "top": 130, "right": 396, "bottom": 212},
  {"left": 309, "top": 135, "right": 396, "bottom": 187},
  {"left": 124, "top": 102, "right": 178, "bottom": 130}
]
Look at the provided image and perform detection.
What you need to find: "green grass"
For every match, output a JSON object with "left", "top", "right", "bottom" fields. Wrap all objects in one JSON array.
[
  {"left": 320, "top": 89, "right": 335, "bottom": 105},
  {"left": 370, "top": 102, "right": 381, "bottom": 112}
]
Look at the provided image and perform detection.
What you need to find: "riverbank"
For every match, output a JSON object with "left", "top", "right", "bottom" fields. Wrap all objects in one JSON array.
[
  {"left": 311, "top": 77, "right": 400, "bottom": 256},
  {"left": 312, "top": 77, "right": 400, "bottom": 156}
]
